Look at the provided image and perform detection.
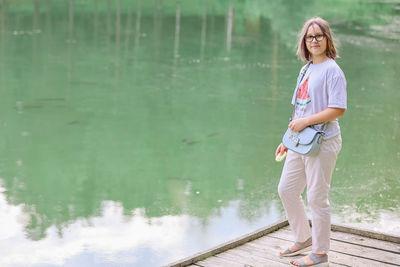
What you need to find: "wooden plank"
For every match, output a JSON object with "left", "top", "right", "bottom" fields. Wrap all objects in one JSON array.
[
  {"left": 331, "top": 230, "right": 400, "bottom": 254},
  {"left": 255, "top": 235, "right": 395, "bottom": 266},
  {"left": 331, "top": 242, "right": 400, "bottom": 266},
  {"left": 297, "top": 220, "right": 400, "bottom": 244},
  {"left": 228, "top": 245, "right": 288, "bottom": 266},
  {"left": 269, "top": 227, "right": 400, "bottom": 261},
  {"left": 242, "top": 239, "right": 290, "bottom": 260},
  {"left": 238, "top": 242, "right": 293, "bottom": 265},
  {"left": 244, "top": 241, "right": 349, "bottom": 267},
  {"left": 259, "top": 232, "right": 400, "bottom": 266},
  {"left": 327, "top": 251, "right": 399, "bottom": 267},
  {"left": 216, "top": 251, "right": 269, "bottom": 266},
  {"left": 331, "top": 223, "right": 400, "bottom": 244},
  {"left": 165, "top": 219, "right": 289, "bottom": 267},
  {"left": 196, "top": 255, "right": 243, "bottom": 267},
  {"left": 270, "top": 227, "right": 400, "bottom": 254},
  {"left": 216, "top": 247, "right": 287, "bottom": 266},
  {"left": 166, "top": 219, "right": 400, "bottom": 267}
]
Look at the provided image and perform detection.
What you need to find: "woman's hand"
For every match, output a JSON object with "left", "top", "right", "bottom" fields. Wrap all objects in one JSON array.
[
  {"left": 275, "top": 143, "right": 288, "bottom": 156},
  {"left": 288, "top": 117, "right": 309, "bottom": 132}
]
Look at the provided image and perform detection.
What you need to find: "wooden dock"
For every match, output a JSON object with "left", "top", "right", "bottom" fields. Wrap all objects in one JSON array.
[{"left": 167, "top": 219, "right": 400, "bottom": 267}]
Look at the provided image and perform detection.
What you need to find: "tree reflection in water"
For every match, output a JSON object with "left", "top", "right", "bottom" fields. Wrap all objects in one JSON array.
[{"left": 0, "top": 1, "right": 399, "bottom": 266}]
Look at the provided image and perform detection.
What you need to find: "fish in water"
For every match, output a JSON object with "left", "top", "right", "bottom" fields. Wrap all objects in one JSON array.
[
  {"left": 182, "top": 133, "right": 217, "bottom": 145},
  {"left": 14, "top": 104, "right": 43, "bottom": 109},
  {"left": 182, "top": 138, "right": 199, "bottom": 145},
  {"left": 36, "top": 98, "right": 66, "bottom": 101},
  {"left": 187, "top": 141, "right": 199, "bottom": 145}
]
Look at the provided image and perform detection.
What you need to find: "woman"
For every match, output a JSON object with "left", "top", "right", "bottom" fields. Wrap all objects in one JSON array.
[{"left": 275, "top": 17, "right": 347, "bottom": 267}]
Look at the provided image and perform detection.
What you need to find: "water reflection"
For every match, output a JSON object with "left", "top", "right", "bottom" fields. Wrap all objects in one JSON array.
[
  {"left": 0, "top": 182, "right": 281, "bottom": 266},
  {"left": 0, "top": 0, "right": 399, "bottom": 266},
  {"left": 114, "top": 0, "right": 121, "bottom": 85},
  {"left": 226, "top": 0, "right": 233, "bottom": 53},
  {"left": 0, "top": 193, "right": 186, "bottom": 266},
  {"left": 134, "top": 0, "right": 142, "bottom": 56},
  {"left": 200, "top": 0, "right": 207, "bottom": 60},
  {"left": 332, "top": 208, "right": 400, "bottom": 234}
]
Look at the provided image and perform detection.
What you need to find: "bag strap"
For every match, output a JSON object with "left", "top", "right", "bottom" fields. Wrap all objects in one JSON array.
[
  {"left": 290, "top": 62, "right": 327, "bottom": 133},
  {"left": 291, "top": 62, "right": 311, "bottom": 121}
]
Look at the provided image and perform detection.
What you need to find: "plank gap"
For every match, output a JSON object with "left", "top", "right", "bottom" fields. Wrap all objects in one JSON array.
[
  {"left": 331, "top": 237, "right": 400, "bottom": 255},
  {"left": 330, "top": 249, "right": 400, "bottom": 267}
]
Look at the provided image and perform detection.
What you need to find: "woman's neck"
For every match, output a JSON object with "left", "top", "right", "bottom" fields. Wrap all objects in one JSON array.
[{"left": 311, "top": 55, "right": 329, "bottom": 65}]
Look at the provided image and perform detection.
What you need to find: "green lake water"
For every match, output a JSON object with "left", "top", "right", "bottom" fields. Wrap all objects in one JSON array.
[{"left": 0, "top": 1, "right": 399, "bottom": 266}]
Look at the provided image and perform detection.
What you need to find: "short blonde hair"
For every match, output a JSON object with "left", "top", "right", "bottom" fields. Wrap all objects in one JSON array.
[{"left": 296, "top": 17, "right": 339, "bottom": 62}]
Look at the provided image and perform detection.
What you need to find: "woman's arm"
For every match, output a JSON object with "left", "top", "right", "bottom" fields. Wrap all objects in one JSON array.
[{"left": 288, "top": 107, "right": 345, "bottom": 132}]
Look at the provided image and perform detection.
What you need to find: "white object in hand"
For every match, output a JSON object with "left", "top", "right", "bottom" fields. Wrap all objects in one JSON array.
[{"left": 275, "top": 151, "right": 287, "bottom": 162}]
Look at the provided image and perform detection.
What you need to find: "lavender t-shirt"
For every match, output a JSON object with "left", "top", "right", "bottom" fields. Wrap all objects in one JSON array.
[{"left": 291, "top": 58, "right": 347, "bottom": 139}]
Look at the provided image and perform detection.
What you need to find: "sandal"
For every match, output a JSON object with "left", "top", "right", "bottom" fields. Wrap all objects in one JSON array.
[
  {"left": 289, "top": 253, "right": 329, "bottom": 267},
  {"left": 280, "top": 237, "right": 312, "bottom": 257}
]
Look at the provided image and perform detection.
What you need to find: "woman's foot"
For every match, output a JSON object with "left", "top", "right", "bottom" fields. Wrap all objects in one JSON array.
[
  {"left": 279, "top": 237, "right": 312, "bottom": 257},
  {"left": 290, "top": 253, "right": 329, "bottom": 267}
]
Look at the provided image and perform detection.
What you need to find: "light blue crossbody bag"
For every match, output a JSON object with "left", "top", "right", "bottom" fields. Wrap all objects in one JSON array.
[{"left": 282, "top": 63, "right": 326, "bottom": 157}]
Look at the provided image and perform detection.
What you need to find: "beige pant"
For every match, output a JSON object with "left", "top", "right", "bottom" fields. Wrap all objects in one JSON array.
[{"left": 278, "top": 135, "right": 342, "bottom": 254}]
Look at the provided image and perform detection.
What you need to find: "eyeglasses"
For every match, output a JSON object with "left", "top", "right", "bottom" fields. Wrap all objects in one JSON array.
[{"left": 305, "top": 34, "right": 325, "bottom": 42}]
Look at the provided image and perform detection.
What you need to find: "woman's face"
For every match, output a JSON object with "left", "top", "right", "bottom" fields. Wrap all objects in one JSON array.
[{"left": 305, "top": 24, "right": 327, "bottom": 59}]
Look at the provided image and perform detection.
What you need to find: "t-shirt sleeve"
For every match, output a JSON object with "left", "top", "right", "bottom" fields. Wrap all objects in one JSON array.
[{"left": 327, "top": 74, "right": 347, "bottom": 109}]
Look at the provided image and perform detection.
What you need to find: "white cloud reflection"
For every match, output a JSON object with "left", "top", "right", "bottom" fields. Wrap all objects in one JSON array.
[
  {"left": 0, "top": 187, "right": 282, "bottom": 267},
  {"left": 0, "top": 192, "right": 189, "bottom": 267},
  {"left": 1, "top": 183, "right": 397, "bottom": 267}
]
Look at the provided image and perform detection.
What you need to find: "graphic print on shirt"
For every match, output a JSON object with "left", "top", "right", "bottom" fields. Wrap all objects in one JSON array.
[{"left": 295, "top": 76, "right": 310, "bottom": 117}]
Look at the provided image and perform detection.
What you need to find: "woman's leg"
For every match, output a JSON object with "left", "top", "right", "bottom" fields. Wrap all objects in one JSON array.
[
  {"left": 278, "top": 150, "right": 311, "bottom": 243},
  {"left": 304, "top": 135, "right": 342, "bottom": 254}
]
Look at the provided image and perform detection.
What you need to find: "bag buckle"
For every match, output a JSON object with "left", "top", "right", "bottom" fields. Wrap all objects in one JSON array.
[{"left": 293, "top": 137, "right": 299, "bottom": 147}]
